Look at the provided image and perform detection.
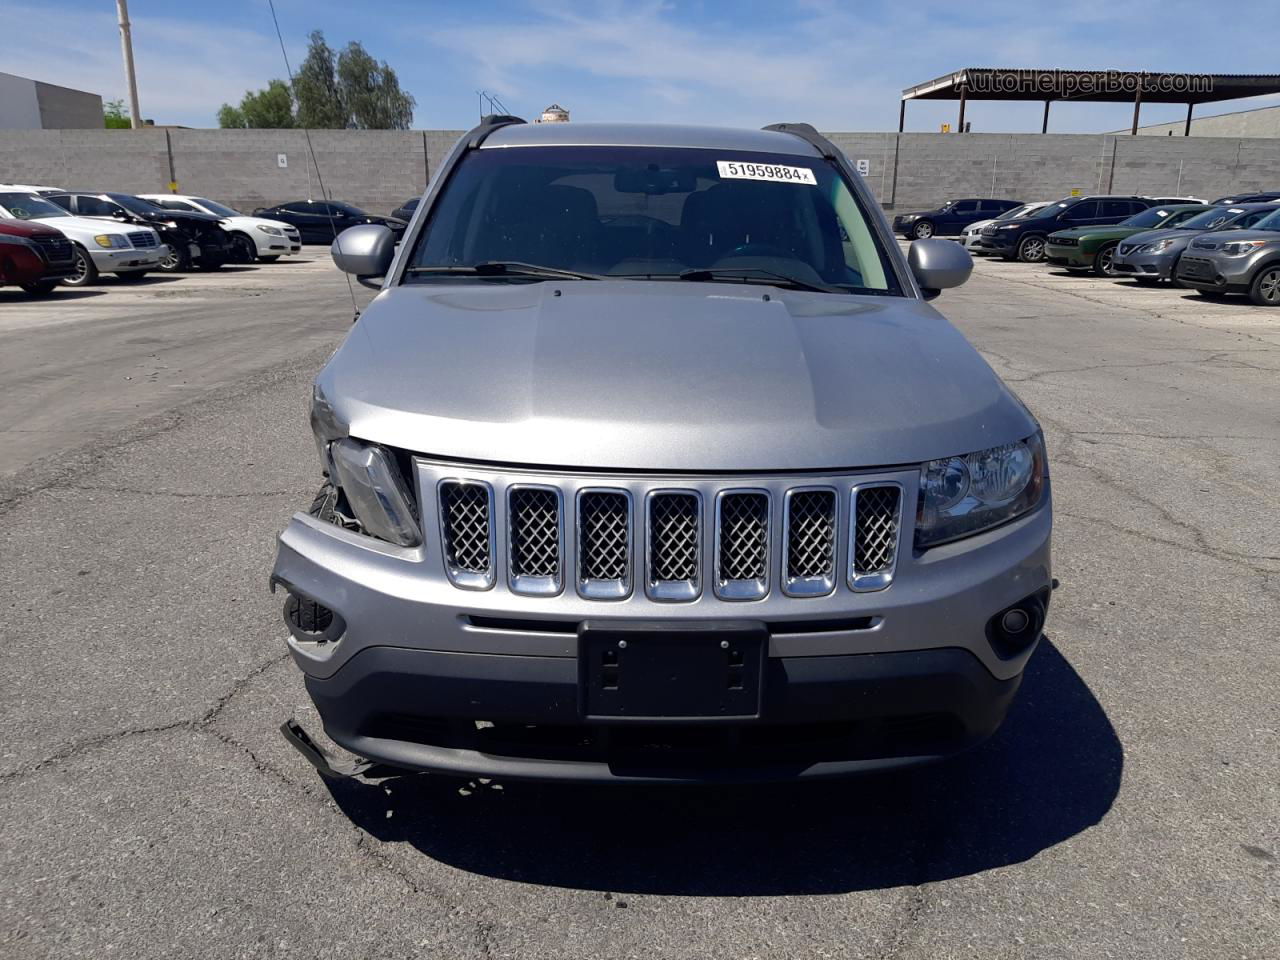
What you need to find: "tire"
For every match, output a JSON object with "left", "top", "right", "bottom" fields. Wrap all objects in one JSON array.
[
  {"left": 228, "top": 232, "right": 257, "bottom": 264},
  {"left": 158, "top": 245, "right": 188, "bottom": 272},
  {"left": 912, "top": 220, "right": 935, "bottom": 240},
  {"left": 20, "top": 279, "right": 59, "bottom": 295},
  {"left": 114, "top": 271, "right": 148, "bottom": 283},
  {"left": 61, "top": 246, "right": 99, "bottom": 286},
  {"left": 1017, "top": 235, "right": 1047, "bottom": 263},
  {"left": 1194, "top": 289, "right": 1228, "bottom": 300},
  {"left": 1248, "top": 265, "right": 1280, "bottom": 306},
  {"left": 258, "top": 255, "right": 281, "bottom": 263},
  {"left": 1092, "top": 244, "right": 1119, "bottom": 277}
]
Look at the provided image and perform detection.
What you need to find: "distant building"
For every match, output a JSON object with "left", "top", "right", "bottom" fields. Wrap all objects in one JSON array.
[
  {"left": 0, "top": 72, "right": 103, "bottom": 129},
  {"left": 1112, "top": 103, "right": 1280, "bottom": 138},
  {"left": 538, "top": 103, "right": 570, "bottom": 123}
]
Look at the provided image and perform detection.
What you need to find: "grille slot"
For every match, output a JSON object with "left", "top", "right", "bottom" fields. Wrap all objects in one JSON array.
[
  {"left": 32, "top": 235, "right": 74, "bottom": 262},
  {"left": 439, "top": 481, "right": 494, "bottom": 589},
  {"left": 577, "top": 490, "right": 631, "bottom": 599},
  {"left": 646, "top": 491, "right": 700, "bottom": 601},
  {"left": 783, "top": 488, "right": 837, "bottom": 597},
  {"left": 127, "top": 230, "right": 157, "bottom": 248},
  {"left": 508, "top": 486, "right": 562, "bottom": 595},
  {"left": 716, "top": 491, "right": 769, "bottom": 600},
  {"left": 849, "top": 485, "right": 901, "bottom": 591}
]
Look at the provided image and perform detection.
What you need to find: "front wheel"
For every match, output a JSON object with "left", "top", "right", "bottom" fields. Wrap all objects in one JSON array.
[
  {"left": 1249, "top": 265, "right": 1280, "bottom": 306},
  {"left": 158, "top": 246, "right": 188, "bottom": 272},
  {"left": 228, "top": 233, "right": 257, "bottom": 264},
  {"left": 1092, "top": 244, "right": 1119, "bottom": 277},
  {"left": 1017, "top": 235, "right": 1046, "bottom": 263},
  {"left": 61, "top": 246, "right": 99, "bottom": 286},
  {"left": 912, "top": 220, "right": 935, "bottom": 240},
  {"left": 258, "top": 255, "right": 281, "bottom": 263},
  {"left": 20, "top": 279, "right": 59, "bottom": 295}
]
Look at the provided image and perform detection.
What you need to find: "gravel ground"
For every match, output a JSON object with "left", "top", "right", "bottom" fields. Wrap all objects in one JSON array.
[{"left": 1, "top": 253, "right": 1276, "bottom": 959}]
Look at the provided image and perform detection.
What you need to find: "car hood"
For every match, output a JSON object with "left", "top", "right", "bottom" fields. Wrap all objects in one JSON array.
[
  {"left": 0, "top": 219, "right": 61, "bottom": 239},
  {"left": 1188, "top": 228, "right": 1280, "bottom": 251},
  {"left": 30, "top": 215, "right": 147, "bottom": 238},
  {"left": 1048, "top": 226, "right": 1132, "bottom": 241},
  {"left": 223, "top": 215, "right": 293, "bottom": 232},
  {"left": 318, "top": 281, "right": 1036, "bottom": 472},
  {"left": 1121, "top": 227, "right": 1201, "bottom": 246},
  {"left": 965, "top": 219, "right": 996, "bottom": 234}
]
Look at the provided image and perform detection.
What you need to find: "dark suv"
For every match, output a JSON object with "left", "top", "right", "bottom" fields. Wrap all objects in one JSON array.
[
  {"left": 893, "top": 198, "right": 1022, "bottom": 239},
  {"left": 977, "top": 196, "right": 1154, "bottom": 263}
]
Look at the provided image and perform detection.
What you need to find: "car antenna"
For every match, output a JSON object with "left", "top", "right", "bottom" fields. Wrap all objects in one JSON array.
[{"left": 267, "top": 0, "right": 362, "bottom": 323}]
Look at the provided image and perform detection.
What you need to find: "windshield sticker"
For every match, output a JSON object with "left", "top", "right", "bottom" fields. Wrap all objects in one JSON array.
[{"left": 716, "top": 160, "right": 816, "bottom": 185}]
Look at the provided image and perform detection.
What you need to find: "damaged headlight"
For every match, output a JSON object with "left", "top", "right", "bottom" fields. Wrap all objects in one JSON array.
[
  {"left": 310, "top": 382, "right": 421, "bottom": 547},
  {"left": 916, "top": 433, "right": 1047, "bottom": 548}
]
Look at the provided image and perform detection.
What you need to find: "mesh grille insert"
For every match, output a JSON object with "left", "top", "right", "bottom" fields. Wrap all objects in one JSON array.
[
  {"left": 786, "top": 490, "right": 836, "bottom": 580},
  {"left": 440, "top": 482, "right": 491, "bottom": 574},
  {"left": 719, "top": 493, "right": 768, "bottom": 582},
  {"left": 648, "top": 493, "right": 699, "bottom": 583},
  {"left": 579, "top": 492, "right": 629, "bottom": 582},
  {"left": 853, "top": 487, "right": 900, "bottom": 576},
  {"left": 509, "top": 488, "right": 560, "bottom": 579}
]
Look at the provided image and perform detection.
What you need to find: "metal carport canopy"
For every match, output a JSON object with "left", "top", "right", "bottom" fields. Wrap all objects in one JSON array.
[{"left": 898, "top": 68, "right": 1280, "bottom": 135}]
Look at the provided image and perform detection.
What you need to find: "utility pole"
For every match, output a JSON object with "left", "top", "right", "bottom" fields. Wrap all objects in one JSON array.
[{"left": 116, "top": 0, "right": 143, "bottom": 129}]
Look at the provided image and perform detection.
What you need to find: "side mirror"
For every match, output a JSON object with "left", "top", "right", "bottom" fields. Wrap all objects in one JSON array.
[
  {"left": 907, "top": 237, "right": 972, "bottom": 299},
  {"left": 332, "top": 223, "right": 395, "bottom": 288},
  {"left": 112, "top": 208, "right": 130, "bottom": 219}
]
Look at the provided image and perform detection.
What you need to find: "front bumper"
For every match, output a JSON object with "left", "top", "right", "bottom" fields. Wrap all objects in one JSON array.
[
  {"left": 271, "top": 476, "right": 1052, "bottom": 783},
  {"left": 1045, "top": 245, "right": 1093, "bottom": 269},
  {"left": 88, "top": 246, "right": 166, "bottom": 272},
  {"left": 1111, "top": 249, "right": 1177, "bottom": 280},
  {"left": 1175, "top": 254, "right": 1254, "bottom": 293},
  {"left": 977, "top": 233, "right": 1016, "bottom": 254}
]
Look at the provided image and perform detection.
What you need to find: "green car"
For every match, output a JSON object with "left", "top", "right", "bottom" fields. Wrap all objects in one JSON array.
[{"left": 1046, "top": 204, "right": 1215, "bottom": 276}]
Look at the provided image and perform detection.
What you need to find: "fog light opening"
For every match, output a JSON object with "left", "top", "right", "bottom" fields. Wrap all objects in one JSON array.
[
  {"left": 1000, "top": 608, "right": 1031, "bottom": 634},
  {"left": 987, "top": 590, "right": 1048, "bottom": 659},
  {"left": 284, "top": 591, "right": 341, "bottom": 642}
]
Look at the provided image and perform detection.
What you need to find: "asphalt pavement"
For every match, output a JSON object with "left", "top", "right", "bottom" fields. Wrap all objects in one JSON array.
[{"left": 1, "top": 253, "right": 1276, "bottom": 959}]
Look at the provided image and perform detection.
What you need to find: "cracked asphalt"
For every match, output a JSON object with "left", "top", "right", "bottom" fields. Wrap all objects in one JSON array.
[{"left": 1, "top": 253, "right": 1277, "bottom": 959}]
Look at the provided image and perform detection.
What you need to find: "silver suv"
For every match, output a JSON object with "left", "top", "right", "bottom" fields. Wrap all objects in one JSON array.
[
  {"left": 1175, "top": 207, "right": 1280, "bottom": 305},
  {"left": 272, "top": 119, "right": 1053, "bottom": 784}
]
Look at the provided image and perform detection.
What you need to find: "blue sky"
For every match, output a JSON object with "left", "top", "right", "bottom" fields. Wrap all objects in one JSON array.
[{"left": 5, "top": 0, "right": 1278, "bottom": 132}]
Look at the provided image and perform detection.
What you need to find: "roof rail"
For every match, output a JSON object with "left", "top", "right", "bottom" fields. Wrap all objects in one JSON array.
[
  {"left": 468, "top": 114, "right": 527, "bottom": 149},
  {"left": 762, "top": 122, "right": 840, "bottom": 161}
]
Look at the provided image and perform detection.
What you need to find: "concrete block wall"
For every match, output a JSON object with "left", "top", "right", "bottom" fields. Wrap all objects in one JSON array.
[{"left": 2, "top": 128, "right": 1280, "bottom": 216}]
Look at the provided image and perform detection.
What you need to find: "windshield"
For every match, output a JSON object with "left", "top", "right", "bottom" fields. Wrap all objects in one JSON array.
[
  {"left": 407, "top": 145, "right": 900, "bottom": 294},
  {"left": 0, "top": 193, "right": 70, "bottom": 219},
  {"left": 334, "top": 202, "right": 368, "bottom": 217},
  {"left": 110, "top": 194, "right": 164, "bottom": 215},
  {"left": 1119, "top": 207, "right": 1179, "bottom": 229},
  {"left": 999, "top": 203, "right": 1041, "bottom": 221},
  {"left": 1251, "top": 209, "right": 1280, "bottom": 232},
  {"left": 1177, "top": 207, "right": 1237, "bottom": 230},
  {"left": 194, "top": 198, "right": 239, "bottom": 217}
]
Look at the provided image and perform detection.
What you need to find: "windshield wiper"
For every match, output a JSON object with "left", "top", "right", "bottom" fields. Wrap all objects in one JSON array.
[
  {"left": 404, "top": 261, "right": 605, "bottom": 281},
  {"left": 676, "top": 267, "right": 844, "bottom": 294}
]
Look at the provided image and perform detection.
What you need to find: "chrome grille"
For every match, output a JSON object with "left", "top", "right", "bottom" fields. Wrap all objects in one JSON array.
[
  {"left": 784, "top": 489, "right": 836, "bottom": 596},
  {"left": 577, "top": 490, "right": 630, "bottom": 598},
  {"left": 1050, "top": 236, "right": 1077, "bottom": 247},
  {"left": 647, "top": 492, "right": 700, "bottom": 600},
  {"left": 508, "top": 486, "right": 561, "bottom": 594},
  {"left": 439, "top": 480, "right": 493, "bottom": 588},
  {"left": 850, "top": 485, "right": 901, "bottom": 591},
  {"left": 32, "top": 235, "right": 73, "bottom": 262},
  {"left": 127, "top": 230, "right": 157, "bottom": 248},
  {"left": 716, "top": 491, "right": 769, "bottom": 600}
]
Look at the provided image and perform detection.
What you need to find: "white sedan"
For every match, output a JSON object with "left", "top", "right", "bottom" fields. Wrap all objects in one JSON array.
[{"left": 138, "top": 194, "right": 300, "bottom": 263}]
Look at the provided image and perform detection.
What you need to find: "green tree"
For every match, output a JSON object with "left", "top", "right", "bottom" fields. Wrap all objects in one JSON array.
[
  {"left": 218, "top": 79, "right": 295, "bottom": 128},
  {"left": 103, "top": 98, "right": 130, "bottom": 129},
  {"left": 292, "top": 31, "right": 347, "bottom": 128},
  {"left": 336, "top": 42, "right": 415, "bottom": 130}
]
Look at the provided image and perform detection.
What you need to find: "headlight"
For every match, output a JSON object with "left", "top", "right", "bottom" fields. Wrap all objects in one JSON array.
[
  {"left": 1221, "top": 240, "right": 1268, "bottom": 256},
  {"left": 255, "top": 224, "right": 284, "bottom": 237},
  {"left": 329, "top": 438, "right": 421, "bottom": 547},
  {"left": 1145, "top": 238, "right": 1176, "bottom": 253},
  {"left": 94, "top": 234, "right": 128, "bottom": 249},
  {"left": 916, "top": 433, "right": 1047, "bottom": 548},
  {"left": 997, "top": 224, "right": 1022, "bottom": 230}
]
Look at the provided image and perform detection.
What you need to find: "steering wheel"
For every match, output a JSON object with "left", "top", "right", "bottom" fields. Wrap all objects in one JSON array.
[{"left": 723, "top": 242, "right": 791, "bottom": 260}]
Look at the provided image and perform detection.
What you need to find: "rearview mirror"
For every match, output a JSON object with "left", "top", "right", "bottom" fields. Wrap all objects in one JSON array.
[
  {"left": 907, "top": 237, "right": 972, "bottom": 298},
  {"left": 332, "top": 223, "right": 395, "bottom": 287}
]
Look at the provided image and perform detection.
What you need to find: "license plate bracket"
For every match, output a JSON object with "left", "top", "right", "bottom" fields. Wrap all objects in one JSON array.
[{"left": 579, "top": 620, "right": 767, "bottom": 721}]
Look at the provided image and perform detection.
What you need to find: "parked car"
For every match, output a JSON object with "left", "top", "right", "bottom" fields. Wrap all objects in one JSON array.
[
  {"left": 1175, "top": 207, "right": 1280, "bottom": 305},
  {"left": 272, "top": 118, "right": 1052, "bottom": 785},
  {"left": 139, "top": 194, "right": 300, "bottom": 263},
  {"left": 0, "top": 217, "right": 78, "bottom": 294},
  {"left": 1045, "top": 203, "right": 1214, "bottom": 276},
  {"left": 1111, "top": 203, "right": 1279, "bottom": 284},
  {"left": 976, "top": 196, "right": 1154, "bottom": 263},
  {"left": 0, "top": 188, "right": 166, "bottom": 286},
  {"left": 47, "top": 191, "right": 230, "bottom": 272},
  {"left": 892, "top": 198, "right": 1022, "bottom": 239},
  {"left": 390, "top": 197, "right": 419, "bottom": 222},
  {"left": 962, "top": 201, "right": 1052, "bottom": 253},
  {"left": 1210, "top": 191, "right": 1280, "bottom": 204},
  {"left": 1141, "top": 196, "right": 1204, "bottom": 205},
  {"left": 250, "top": 200, "right": 406, "bottom": 244}
]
